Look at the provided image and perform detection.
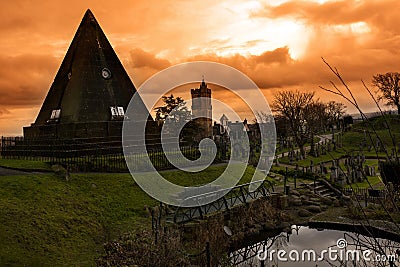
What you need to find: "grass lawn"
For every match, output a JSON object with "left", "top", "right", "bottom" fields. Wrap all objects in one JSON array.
[
  {"left": 344, "top": 175, "right": 384, "bottom": 189},
  {"left": 0, "top": 164, "right": 259, "bottom": 266},
  {"left": 342, "top": 115, "right": 400, "bottom": 153},
  {"left": 0, "top": 158, "right": 52, "bottom": 171},
  {"left": 278, "top": 148, "right": 348, "bottom": 167}
]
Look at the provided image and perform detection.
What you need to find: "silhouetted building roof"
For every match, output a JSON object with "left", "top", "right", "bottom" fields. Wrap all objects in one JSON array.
[
  {"left": 36, "top": 9, "right": 142, "bottom": 125},
  {"left": 24, "top": 9, "right": 152, "bottom": 139}
]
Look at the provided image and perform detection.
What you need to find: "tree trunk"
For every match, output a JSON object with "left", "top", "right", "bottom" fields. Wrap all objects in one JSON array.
[{"left": 310, "top": 132, "right": 315, "bottom": 157}]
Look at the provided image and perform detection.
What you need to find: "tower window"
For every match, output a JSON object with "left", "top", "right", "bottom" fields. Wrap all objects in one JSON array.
[
  {"left": 46, "top": 109, "right": 61, "bottom": 123},
  {"left": 110, "top": 106, "right": 124, "bottom": 120},
  {"left": 117, "top": 106, "right": 124, "bottom": 116},
  {"left": 50, "top": 109, "right": 61, "bottom": 120}
]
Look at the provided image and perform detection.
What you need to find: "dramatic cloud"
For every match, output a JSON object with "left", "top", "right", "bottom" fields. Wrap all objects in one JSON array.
[
  {"left": 256, "top": 0, "right": 399, "bottom": 34},
  {"left": 0, "top": 54, "right": 58, "bottom": 106},
  {"left": 129, "top": 48, "right": 171, "bottom": 70}
]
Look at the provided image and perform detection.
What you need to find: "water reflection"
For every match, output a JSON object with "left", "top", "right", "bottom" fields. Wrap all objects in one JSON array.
[{"left": 231, "top": 226, "right": 400, "bottom": 266}]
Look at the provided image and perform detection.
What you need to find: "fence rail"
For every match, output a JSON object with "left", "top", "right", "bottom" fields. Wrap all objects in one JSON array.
[
  {"left": 168, "top": 180, "right": 275, "bottom": 224},
  {"left": 341, "top": 187, "right": 388, "bottom": 200},
  {"left": 1, "top": 136, "right": 227, "bottom": 172}
]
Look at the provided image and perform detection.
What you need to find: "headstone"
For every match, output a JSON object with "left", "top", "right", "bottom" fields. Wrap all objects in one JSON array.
[
  {"left": 357, "top": 169, "right": 363, "bottom": 182},
  {"left": 330, "top": 161, "right": 338, "bottom": 181},
  {"left": 364, "top": 165, "right": 370, "bottom": 176},
  {"left": 376, "top": 138, "right": 380, "bottom": 152},
  {"left": 323, "top": 166, "right": 328, "bottom": 174},
  {"left": 387, "top": 182, "right": 394, "bottom": 193},
  {"left": 330, "top": 166, "right": 338, "bottom": 182},
  {"left": 351, "top": 167, "right": 358, "bottom": 182},
  {"left": 370, "top": 166, "right": 375, "bottom": 176},
  {"left": 264, "top": 157, "right": 270, "bottom": 170}
]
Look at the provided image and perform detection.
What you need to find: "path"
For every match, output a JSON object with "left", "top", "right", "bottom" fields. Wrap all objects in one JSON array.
[
  {"left": 275, "top": 134, "right": 333, "bottom": 159},
  {"left": 0, "top": 167, "right": 27, "bottom": 176}
]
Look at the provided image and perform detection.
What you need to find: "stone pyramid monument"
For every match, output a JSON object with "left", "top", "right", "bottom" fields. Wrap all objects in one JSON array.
[{"left": 24, "top": 9, "right": 151, "bottom": 140}]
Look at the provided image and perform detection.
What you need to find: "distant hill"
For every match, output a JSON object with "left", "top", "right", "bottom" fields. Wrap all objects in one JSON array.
[
  {"left": 341, "top": 114, "right": 400, "bottom": 151},
  {"left": 352, "top": 114, "right": 400, "bottom": 132},
  {"left": 350, "top": 110, "right": 396, "bottom": 121}
]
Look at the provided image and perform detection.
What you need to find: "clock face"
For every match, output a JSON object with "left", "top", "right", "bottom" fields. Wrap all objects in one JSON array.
[{"left": 102, "top": 68, "right": 111, "bottom": 79}]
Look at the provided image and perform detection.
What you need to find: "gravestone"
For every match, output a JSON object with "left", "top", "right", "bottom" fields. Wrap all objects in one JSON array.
[
  {"left": 330, "top": 160, "right": 338, "bottom": 182},
  {"left": 357, "top": 169, "right": 363, "bottom": 182},
  {"left": 364, "top": 165, "right": 370, "bottom": 176},
  {"left": 370, "top": 166, "right": 376, "bottom": 176}
]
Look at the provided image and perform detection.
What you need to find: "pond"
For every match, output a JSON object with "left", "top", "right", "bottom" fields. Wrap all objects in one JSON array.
[{"left": 231, "top": 225, "right": 400, "bottom": 267}]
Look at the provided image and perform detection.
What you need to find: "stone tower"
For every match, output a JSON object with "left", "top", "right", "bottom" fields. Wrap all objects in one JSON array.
[
  {"left": 23, "top": 9, "right": 151, "bottom": 140},
  {"left": 191, "top": 78, "right": 212, "bottom": 138}
]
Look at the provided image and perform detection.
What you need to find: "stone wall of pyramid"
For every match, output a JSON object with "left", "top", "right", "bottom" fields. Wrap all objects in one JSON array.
[{"left": 23, "top": 9, "right": 155, "bottom": 140}]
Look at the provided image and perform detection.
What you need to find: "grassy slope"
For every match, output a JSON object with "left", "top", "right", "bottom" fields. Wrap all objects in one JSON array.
[
  {"left": 343, "top": 115, "right": 400, "bottom": 151},
  {"left": 0, "top": 164, "right": 257, "bottom": 266},
  {"left": 279, "top": 115, "right": 400, "bottom": 167}
]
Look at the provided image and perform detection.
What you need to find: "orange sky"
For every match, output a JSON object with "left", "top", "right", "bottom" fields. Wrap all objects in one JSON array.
[{"left": 1, "top": 0, "right": 400, "bottom": 136}]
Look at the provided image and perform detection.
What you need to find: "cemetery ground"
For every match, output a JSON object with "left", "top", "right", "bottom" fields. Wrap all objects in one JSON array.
[
  {"left": 274, "top": 115, "right": 400, "bottom": 189},
  {"left": 1, "top": 116, "right": 400, "bottom": 265}
]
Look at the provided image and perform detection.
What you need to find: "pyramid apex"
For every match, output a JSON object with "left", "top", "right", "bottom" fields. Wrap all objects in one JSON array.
[
  {"left": 85, "top": 9, "right": 94, "bottom": 15},
  {"left": 83, "top": 9, "right": 96, "bottom": 22}
]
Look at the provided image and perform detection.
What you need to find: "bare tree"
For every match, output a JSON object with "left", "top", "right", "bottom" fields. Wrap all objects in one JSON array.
[
  {"left": 325, "top": 101, "right": 346, "bottom": 130},
  {"left": 304, "top": 101, "right": 326, "bottom": 156},
  {"left": 372, "top": 72, "right": 400, "bottom": 114},
  {"left": 272, "top": 90, "right": 315, "bottom": 158}
]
